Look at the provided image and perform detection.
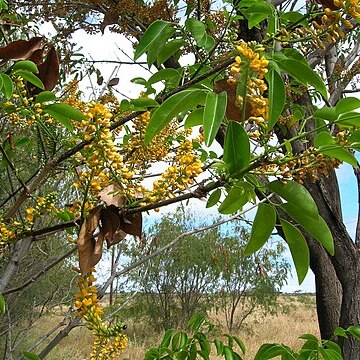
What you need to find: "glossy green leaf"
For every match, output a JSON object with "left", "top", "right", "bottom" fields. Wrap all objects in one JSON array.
[
  {"left": 244, "top": 203, "right": 276, "bottom": 256},
  {"left": 144, "top": 89, "right": 206, "bottom": 144},
  {"left": 188, "top": 314, "right": 206, "bottom": 332},
  {"left": 184, "top": 108, "right": 204, "bottom": 129},
  {"left": 0, "top": 73, "right": 13, "bottom": 99},
  {"left": 198, "top": 34, "right": 215, "bottom": 53},
  {"left": 313, "top": 107, "right": 337, "bottom": 121},
  {"left": 268, "top": 180, "right": 319, "bottom": 219},
  {"left": 185, "top": 18, "right": 206, "bottom": 44},
  {"left": 35, "top": 91, "right": 56, "bottom": 103},
  {"left": 218, "top": 183, "right": 253, "bottom": 215},
  {"left": 335, "top": 111, "right": 360, "bottom": 127},
  {"left": 0, "top": 293, "right": 5, "bottom": 315},
  {"left": 14, "top": 70, "right": 44, "bottom": 90},
  {"left": 214, "top": 340, "right": 224, "bottom": 356},
  {"left": 277, "top": 59, "right": 327, "bottom": 99},
  {"left": 318, "top": 348, "right": 342, "bottom": 360},
  {"left": 157, "top": 39, "right": 186, "bottom": 66},
  {"left": 134, "top": 20, "right": 171, "bottom": 61},
  {"left": 254, "top": 343, "right": 295, "bottom": 360},
  {"left": 203, "top": 91, "right": 227, "bottom": 146},
  {"left": 148, "top": 68, "right": 181, "bottom": 87},
  {"left": 23, "top": 352, "right": 41, "bottom": 360},
  {"left": 280, "top": 219, "right": 309, "bottom": 284},
  {"left": 333, "top": 327, "right": 348, "bottom": 338},
  {"left": 223, "top": 346, "right": 234, "bottom": 360},
  {"left": 335, "top": 97, "right": 360, "bottom": 116},
  {"left": 13, "top": 60, "right": 38, "bottom": 73},
  {"left": 314, "top": 132, "right": 358, "bottom": 167},
  {"left": 223, "top": 121, "right": 250, "bottom": 176},
  {"left": 43, "top": 103, "right": 86, "bottom": 132},
  {"left": 130, "top": 98, "right": 159, "bottom": 109},
  {"left": 266, "top": 69, "right": 285, "bottom": 130},
  {"left": 232, "top": 336, "right": 246, "bottom": 355},
  {"left": 281, "top": 203, "right": 334, "bottom": 255},
  {"left": 347, "top": 326, "right": 360, "bottom": 341},
  {"left": 206, "top": 188, "right": 221, "bottom": 208},
  {"left": 241, "top": 2, "right": 273, "bottom": 29}
]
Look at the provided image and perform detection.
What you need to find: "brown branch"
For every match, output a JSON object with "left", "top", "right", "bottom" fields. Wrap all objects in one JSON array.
[
  {"left": 2, "top": 247, "right": 76, "bottom": 295},
  {"left": 353, "top": 164, "right": 360, "bottom": 249}
]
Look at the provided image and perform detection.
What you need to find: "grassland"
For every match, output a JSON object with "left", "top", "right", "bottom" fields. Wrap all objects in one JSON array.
[{"left": 23, "top": 294, "right": 319, "bottom": 359}]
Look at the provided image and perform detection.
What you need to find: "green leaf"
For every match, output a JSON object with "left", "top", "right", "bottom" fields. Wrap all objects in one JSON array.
[
  {"left": 43, "top": 103, "right": 86, "bottom": 132},
  {"left": 130, "top": 98, "right": 159, "bottom": 109},
  {"left": 198, "top": 34, "right": 215, "bottom": 53},
  {"left": 244, "top": 203, "right": 276, "bottom": 256},
  {"left": 188, "top": 314, "right": 206, "bottom": 332},
  {"left": 185, "top": 18, "right": 206, "bottom": 44},
  {"left": 281, "top": 203, "right": 334, "bottom": 255},
  {"left": 44, "top": 103, "right": 86, "bottom": 122},
  {"left": 241, "top": 2, "right": 273, "bottom": 29},
  {"left": 13, "top": 60, "right": 38, "bottom": 73},
  {"left": 157, "top": 39, "right": 186, "bottom": 66},
  {"left": 280, "top": 219, "right": 309, "bottom": 284},
  {"left": 232, "top": 336, "right": 246, "bottom": 355},
  {"left": 214, "top": 340, "right": 224, "bottom": 356},
  {"left": 206, "top": 188, "right": 221, "bottom": 208},
  {"left": 347, "top": 326, "right": 360, "bottom": 341},
  {"left": 254, "top": 344, "right": 295, "bottom": 360},
  {"left": 224, "top": 346, "right": 234, "bottom": 360},
  {"left": 0, "top": 293, "right": 5, "bottom": 315},
  {"left": 314, "top": 132, "right": 358, "bottom": 167},
  {"left": 277, "top": 59, "right": 327, "bottom": 99},
  {"left": 134, "top": 20, "right": 171, "bottom": 61},
  {"left": 22, "top": 352, "right": 41, "bottom": 360},
  {"left": 318, "top": 348, "right": 342, "bottom": 360},
  {"left": 13, "top": 70, "right": 44, "bottom": 90},
  {"left": 35, "top": 91, "right": 56, "bottom": 103},
  {"left": 266, "top": 69, "right": 285, "bottom": 130},
  {"left": 0, "top": 73, "right": 13, "bottom": 99},
  {"left": 184, "top": 108, "right": 204, "bottom": 129},
  {"left": 313, "top": 107, "right": 337, "bottom": 121},
  {"left": 203, "top": 91, "right": 227, "bottom": 146},
  {"left": 55, "top": 210, "right": 75, "bottom": 222},
  {"left": 218, "top": 182, "right": 254, "bottom": 215},
  {"left": 144, "top": 89, "right": 206, "bottom": 144},
  {"left": 335, "top": 97, "right": 360, "bottom": 116},
  {"left": 335, "top": 112, "right": 360, "bottom": 127},
  {"left": 333, "top": 327, "right": 348, "bottom": 338},
  {"left": 268, "top": 180, "right": 319, "bottom": 219},
  {"left": 223, "top": 121, "right": 250, "bottom": 176},
  {"left": 148, "top": 69, "right": 181, "bottom": 88}
]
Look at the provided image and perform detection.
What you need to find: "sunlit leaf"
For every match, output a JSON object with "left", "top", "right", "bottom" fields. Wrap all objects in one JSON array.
[
  {"left": 266, "top": 69, "right": 285, "bottom": 130},
  {"left": 23, "top": 352, "right": 41, "bottom": 360},
  {"left": 280, "top": 219, "right": 309, "bottom": 284},
  {"left": 335, "top": 97, "right": 360, "bottom": 116},
  {"left": 267, "top": 180, "right": 319, "bottom": 219},
  {"left": 223, "top": 121, "right": 250, "bottom": 176},
  {"left": 35, "top": 91, "right": 56, "bottom": 103},
  {"left": 244, "top": 203, "right": 276, "bottom": 256},
  {"left": 0, "top": 73, "right": 13, "bottom": 99},
  {"left": 203, "top": 91, "right": 227, "bottom": 146},
  {"left": 157, "top": 39, "right": 186, "bottom": 66},
  {"left": 134, "top": 20, "right": 171, "bottom": 61},
  {"left": 144, "top": 89, "right": 206, "bottom": 144},
  {"left": 13, "top": 60, "right": 38, "bottom": 73},
  {"left": 281, "top": 203, "right": 334, "bottom": 255},
  {"left": 184, "top": 108, "right": 204, "bottom": 129},
  {"left": 13, "top": 70, "right": 44, "bottom": 90},
  {"left": 0, "top": 293, "right": 5, "bottom": 315}
]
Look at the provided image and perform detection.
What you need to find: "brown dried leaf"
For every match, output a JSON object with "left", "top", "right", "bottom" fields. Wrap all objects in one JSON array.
[
  {"left": 214, "top": 79, "right": 240, "bottom": 121},
  {"left": 108, "top": 77, "right": 119, "bottom": 86},
  {"left": 120, "top": 212, "right": 142, "bottom": 238},
  {"left": 0, "top": 37, "right": 45, "bottom": 61},
  {"left": 29, "top": 48, "right": 45, "bottom": 65},
  {"left": 101, "top": 206, "right": 122, "bottom": 247},
  {"left": 98, "top": 185, "right": 126, "bottom": 208},
  {"left": 78, "top": 205, "right": 103, "bottom": 275},
  {"left": 37, "top": 46, "right": 60, "bottom": 91}
]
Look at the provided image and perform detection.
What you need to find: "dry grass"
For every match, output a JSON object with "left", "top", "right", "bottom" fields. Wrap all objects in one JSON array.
[{"left": 25, "top": 295, "right": 318, "bottom": 360}]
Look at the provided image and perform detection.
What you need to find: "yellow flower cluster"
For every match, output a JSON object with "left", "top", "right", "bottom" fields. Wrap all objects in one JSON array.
[
  {"left": 334, "top": 0, "right": 360, "bottom": 19},
  {"left": 228, "top": 42, "right": 269, "bottom": 137},
  {"left": 74, "top": 271, "right": 128, "bottom": 359},
  {"left": 74, "top": 101, "right": 137, "bottom": 197},
  {"left": 148, "top": 139, "right": 203, "bottom": 202},
  {"left": 0, "top": 221, "right": 16, "bottom": 244}
]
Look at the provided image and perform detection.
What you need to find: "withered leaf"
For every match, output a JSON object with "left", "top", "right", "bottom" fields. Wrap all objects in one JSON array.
[
  {"left": 100, "top": 206, "right": 126, "bottom": 247},
  {"left": 0, "top": 37, "right": 45, "bottom": 61},
  {"left": 98, "top": 185, "right": 126, "bottom": 208},
  {"left": 37, "top": 46, "right": 60, "bottom": 91},
  {"left": 29, "top": 48, "right": 45, "bottom": 65},
  {"left": 78, "top": 205, "right": 103, "bottom": 275},
  {"left": 108, "top": 77, "right": 119, "bottom": 86},
  {"left": 120, "top": 212, "right": 142, "bottom": 238},
  {"left": 214, "top": 79, "right": 240, "bottom": 121}
]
